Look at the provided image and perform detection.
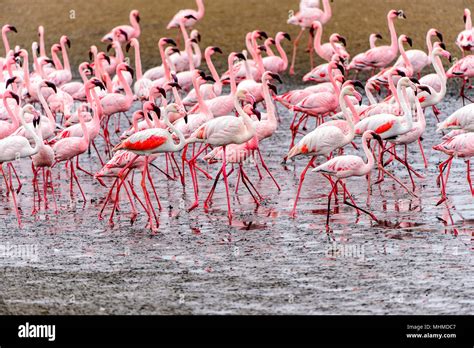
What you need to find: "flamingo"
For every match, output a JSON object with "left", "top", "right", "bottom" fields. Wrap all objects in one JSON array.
[
  {"left": 126, "top": 38, "right": 152, "bottom": 100},
  {"left": 286, "top": 82, "right": 360, "bottom": 217},
  {"left": 455, "top": 8, "right": 474, "bottom": 55},
  {"left": 312, "top": 130, "right": 383, "bottom": 228},
  {"left": 369, "top": 33, "right": 383, "bottom": 49},
  {"left": 1, "top": 25, "right": 17, "bottom": 62},
  {"left": 288, "top": 0, "right": 332, "bottom": 74},
  {"left": 0, "top": 105, "right": 42, "bottom": 227},
  {"left": 59, "top": 62, "right": 92, "bottom": 101},
  {"left": 348, "top": 10, "right": 405, "bottom": 72},
  {"left": 143, "top": 38, "right": 177, "bottom": 81},
  {"left": 111, "top": 103, "right": 188, "bottom": 232},
  {"left": 446, "top": 55, "right": 474, "bottom": 104},
  {"left": 311, "top": 21, "right": 349, "bottom": 63},
  {"left": 185, "top": 89, "right": 257, "bottom": 222},
  {"left": 167, "top": 0, "right": 205, "bottom": 30},
  {"left": 262, "top": 32, "right": 291, "bottom": 73},
  {"left": 101, "top": 10, "right": 141, "bottom": 43},
  {"left": 0, "top": 91, "right": 20, "bottom": 140},
  {"left": 47, "top": 36, "right": 72, "bottom": 86}
]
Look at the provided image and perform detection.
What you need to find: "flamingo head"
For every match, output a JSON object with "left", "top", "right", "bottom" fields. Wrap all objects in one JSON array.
[
  {"left": 3, "top": 90, "right": 20, "bottom": 104},
  {"left": 278, "top": 32, "right": 291, "bottom": 41},
  {"left": 432, "top": 45, "right": 452, "bottom": 62},
  {"left": 464, "top": 9, "right": 471, "bottom": 23},
  {"left": 190, "top": 30, "right": 201, "bottom": 42},
  {"left": 4, "top": 25, "right": 17, "bottom": 33},
  {"left": 375, "top": 33, "right": 383, "bottom": 40},
  {"left": 143, "top": 102, "right": 161, "bottom": 120},
  {"left": 367, "top": 131, "right": 384, "bottom": 147},
  {"left": 88, "top": 78, "right": 106, "bottom": 91},
  {"left": 42, "top": 80, "right": 58, "bottom": 93},
  {"left": 428, "top": 29, "right": 443, "bottom": 42},
  {"left": 167, "top": 82, "right": 181, "bottom": 91},
  {"left": 210, "top": 46, "right": 223, "bottom": 55},
  {"left": 131, "top": 10, "right": 140, "bottom": 23},
  {"left": 117, "top": 63, "right": 134, "bottom": 78},
  {"left": 5, "top": 76, "right": 20, "bottom": 90},
  {"left": 98, "top": 52, "right": 111, "bottom": 65},
  {"left": 401, "top": 35, "right": 412, "bottom": 47},
  {"left": 160, "top": 38, "right": 177, "bottom": 47},
  {"left": 389, "top": 10, "right": 406, "bottom": 19}
]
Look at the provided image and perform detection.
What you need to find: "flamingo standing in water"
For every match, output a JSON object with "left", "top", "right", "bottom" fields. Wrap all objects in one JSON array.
[
  {"left": 348, "top": 10, "right": 405, "bottom": 73},
  {"left": 0, "top": 105, "right": 42, "bottom": 227},
  {"left": 287, "top": 0, "right": 332, "bottom": 74},
  {"left": 101, "top": 10, "right": 141, "bottom": 43},
  {"left": 313, "top": 130, "right": 383, "bottom": 228},
  {"left": 455, "top": 8, "right": 474, "bottom": 55},
  {"left": 111, "top": 103, "right": 188, "bottom": 232},
  {"left": 185, "top": 89, "right": 257, "bottom": 222}
]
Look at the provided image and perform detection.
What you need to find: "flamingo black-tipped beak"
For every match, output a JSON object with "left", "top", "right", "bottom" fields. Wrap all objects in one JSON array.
[
  {"left": 88, "top": 51, "right": 93, "bottom": 61},
  {"left": 418, "top": 85, "right": 431, "bottom": 94},
  {"left": 375, "top": 33, "right": 383, "bottom": 40},
  {"left": 93, "top": 79, "right": 106, "bottom": 91},
  {"left": 397, "top": 70, "right": 406, "bottom": 77},
  {"left": 165, "top": 38, "right": 177, "bottom": 46},
  {"left": 153, "top": 104, "right": 161, "bottom": 118},
  {"left": 253, "top": 108, "right": 262, "bottom": 121},
  {"left": 119, "top": 29, "right": 128, "bottom": 42},
  {"left": 184, "top": 114, "right": 188, "bottom": 124},
  {"left": 213, "top": 46, "right": 223, "bottom": 54},
  {"left": 270, "top": 73, "right": 282, "bottom": 84},
  {"left": 309, "top": 27, "right": 315, "bottom": 36},
  {"left": 406, "top": 37, "right": 413, "bottom": 47},
  {"left": 352, "top": 80, "right": 365, "bottom": 90},
  {"left": 397, "top": 10, "right": 406, "bottom": 19},
  {"left": 158, "top": 87, "right": 167, "bottom": 98},
  {"left": 268, "top": 83, "right": 277, "bottom": 95},
  {"left": 5, "top": 77, "right": 17, "bottom": 90},
  {"left": 147, "top": 112, "right": 153, "bottom": 121},
  {"left": 464, "top": 15, "right": 467, "bottom": 24},
  {"left": 205, "top": 75, "right": 216, "bottom": 83},
  {"left": 436, "top": 31, "right": 443, "bottom": 42},
  {"left": 258, "top": 45, "right": 266, "bottom": 52},
  {"left": 409, "top": 77, "right": 420, "bottom": 84},
  {"left": 371, "top": 132, "right": 383, "bottom": 146},
  {"left": 235, "top": 52, "right": 246, "bottom": 60},
  {"left": 107, "top": 44, "right": 113, "bottom": 52},
  {"left": 168, "top": 82, "right": 182, "bottom": 90},
  {"left": 13, "top": 51, "right": 20, "bottom": 58},
  {"left": 170, "top": 47, "right": 180, "bottom": 54},
  {"left": 448, "top": 54, "right": 452, "bottom": 63},
  {"left": 257, "top": 31, "right": 268, "bottom": 39},
  {"left": 339, "top": 36, "right": 347, "bottom": 46},
  {"left": 283, "top": 32, "right": 291, "bottom": 41},
  {"left": 45, "top": 59, "right": 54, "bottom": 65},
  {"left": 336, "top": 63, "right": 345, "bottom": 75},
  {"left": 10, "top": 92, "right": 20, "bottom": 104},
  {"left": 270, "top": 38, "right": 276, "bottom": 44},
  {"left": 136, "top": 14, "right": 141, "bottom": 23},
  {"left": 126, "top": 42, "right": 131, "bottom": 52},
  {"left": 125, "top": 65, "right": 134, "bottom": 78},
  {"left": 439, "top": 42, "right": 446, "bottom": 50},
  {"left": 104, "top": 55, "right": 111, "bottom": 65},
  {"left": 9, "top": 25, "right": 17, "bottom": 33},
  {"left": 45, "top": 81, "right": 58, "bottom": 93},
  {"left": 66, "top": 37, "right": 71, "bottom": 48}
]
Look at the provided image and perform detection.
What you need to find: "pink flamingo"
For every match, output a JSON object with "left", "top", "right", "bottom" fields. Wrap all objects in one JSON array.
[
  {"left": 348, "top": 10, "right": 405, "bottom": 72},
  {"left": 288, "top": 0, "right": 332, "bottom": 74},
  {"left": 143, "top": 38, "right": 178, "bottom": 81},
  {"left": 169, "top": 19, "right": 202, "bottom": 72},
  {"left": 110, "top": 103, "right": 187, "bottom": 232},
  {"left": 433, "top": 132, "right": 474, "bottom": 205},
  {"left": 0, "top": 91, "right": 20, "bottom": 140},
  {"left": 262, "top": 32, "right": 291, "bottom": 73},
  {"left": 0, "top": 105, "right": 42, "bottom": 227},
  {"left": 1, "top": 25, "right": 17, "bottom": 61},
  {"left": 437, "top": 103, "right": 474, "bottom": 134},
  {"left": 394, "top": 28, "right": 443, "bottom": 77},
  {"left": 167, "top": 0, "right": 205, "bottom": 30},
  {"left": 286, "top": 83, "right": 360, "bottom": 217},
  {"left": 455, "top": 8, "right": 474, "bottom": 55},
  {"left": 126, "top": 38, "right": 152, "bottom": 100},
  {"left": 60, "top": 62, "right": 92, "bottom": 101},
  {"left": 185, "top": 89, "right": 257, "bottom": 222},
  {"left": 313, "top": 130, "right": 383, "bottom": 228},
  {"left": 102, "top": 10, "right": 141, "bottom": 43},
  {"left": 446, "top": 55, "right": 474, "bottom": 105},
  {"left": 47, "top": 36, "right": 72, "bottom": 86},
  {"left": 311, "top": 21, "right": 349, "bottom": 62}
]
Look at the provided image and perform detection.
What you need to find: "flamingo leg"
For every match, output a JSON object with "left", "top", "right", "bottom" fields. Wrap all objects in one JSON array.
[
  {"left": 466, "top": 160, "right": 474, "bottom": 196},
  {"left": 221, "top": 146, "right": 233, "bottom": 223},
  {"left": 324, "top": 177, "right": 338, "bottom": 228},
  {"left": 92, "top": 140, "right": 104, "bottom": 166},
  {"left": 417, "top": 138, "right": 428, "bottom": 168},
  {"left": 239, "top": 164, "right": 260, "bottom": 206},
  {"left": 404, "top": 144, "right": 416, "bottom": 191},
  {"left": 146, "top": 163, "right": 162, "bottom": 211},
  {"left": 141, "top": 156, "right": 159, "bottom": 232},
  {"left": 5, "top": 164, "right": 21, "bottom": 227},
  {"left": 252, "top": 152, "right": 263, "bottom": 179},
  {"left": 47, "top": 169, "right": 58, "bottom": 214},
  {"left": 204, "top": 167, "right": 223, "bottom": 210},
  {"left": 76, "top": 156, "right": 93, "bottom": 177},
  {"left": 123, "top": 180, "right": 138, "bottom": 224},
  {"left": 291, "top": 156, "right": 316, "bottom": 217},
  {"left": 188, "top": 144, "right": 210, "bottom": 211},
  {"left": 235, "top": 167, "right": 241, "bottom": 194},
  {"left": 289, "top": 28, "right": 305, "bottom": 75},
  {"left": 70, "top": 161, "right": 86, "bottom": 202},
  {"left": 257, "top": 148, "right": 281, "bottom": 190}
]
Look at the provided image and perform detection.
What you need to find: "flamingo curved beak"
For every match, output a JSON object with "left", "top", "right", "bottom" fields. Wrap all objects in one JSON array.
[
  {"left": 283, "top": 32, "right": 291, "bottom": 41},
  {"left": 45, "top": 81, "right": 58, "bottom": 93}
]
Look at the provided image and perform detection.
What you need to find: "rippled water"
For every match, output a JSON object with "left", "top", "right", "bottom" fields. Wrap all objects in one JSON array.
[{"left": 0, "top": 86, "right": 473, "bottom": 314}]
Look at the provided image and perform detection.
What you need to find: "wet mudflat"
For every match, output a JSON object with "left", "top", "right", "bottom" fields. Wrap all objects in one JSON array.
[{"left": 0, "top": 87, "right": 473, "bottom": 315}]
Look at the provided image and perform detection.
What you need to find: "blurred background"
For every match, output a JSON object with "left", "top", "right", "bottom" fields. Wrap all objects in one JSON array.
[{"left": 0, "top": 0, "right": 472, "bottom": 77}]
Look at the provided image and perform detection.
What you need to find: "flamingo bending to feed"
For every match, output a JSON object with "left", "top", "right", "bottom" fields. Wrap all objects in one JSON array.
[
  {"left": 288, "top": 0, "right": 332, "bottom": 74},
  {"left": 0, "top": 105, "right": 43, "bottom": 227},
  {"left": 102, "top": 10, "right": 141, "bottom": 43},
  {"left": 313, "top": 130, "right": 383, "bottom": 228},
  {"left": 347, "top": 10, "right": 405, "bottom": 72},
  {"left": 110, "top": 104, "right": 188, "bottom": 232}
]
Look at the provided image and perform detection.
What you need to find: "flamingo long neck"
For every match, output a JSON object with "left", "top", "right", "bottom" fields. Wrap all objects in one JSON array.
[
  {"left": 206, "top": 50, "right": 221, "bottom": 95},
  {"left": 387, "top": 15, "right": 398, "bottom": 54},
  {"left": 414, "top": 94, "right": 425, "bottom": 130},
  {"left": 466, "top": 10, "right": 472, "bottom": 31},
  {"left": 37, "top": 85, "right": 55, "bottom": 125},
  {"left": 3, "top": 97, "right": 19, "bottom": 129},
  {"left": 51, "top": 48, "right": 63, "bottom": 69},
  {"left": 321, "top": 0, "right": 332, "bottom": 23},
  {"left": 431, "top": 51, "right": 447, "bottom": 100},
  {"left": 0, "top": 61, "right": 3, "bottom": 82},
  {"left": 79, "top": 65, "right": 88, "bottom": 84},
  {"left": 60, "top": 39, "right": 71, "bottom": 73},
  {"left": 262, "top": 77, "right": 276, "bottom": 128},
  {"left": 369, "top": 34, "right": 378, "bottom": 49},
  {"left": 313, "top": 25, "right": 325, "bottom": 58},
  {"left": 21, "top": 52, "right": 31, "bottom": 91},
  {"left": 78, "top": 111, "right": 89, "bottom": 145},
  {"left": 196, "top": 0, "right": 205, "bottom": 19},
  {"left": 159, "top": 43, "right": 171, "bottom": 81},
  {"left": 234, "top": 96, "right": 255, "bottom": 140},
  {"left": 193, "top": 75, "right": 211, "bottom": 116},
  {"left": 229, "top": 55, "right": 237, "bottom": 95},
  {"left": 243, "top": 52, "right": 253, "bottom": 80},
  {"left": 366, "top": 84, "right": 378, "bottom": 105},
  {"left": 252, "top": 35, "right": 265, "bottom": 75},
  {"left": 20, "top": 108, "right": 42, "bottom": 154},
  {"left": 275, "top": 35, "right": 288, "bottom": 69},
  {"left": 171, "top": 87, "right": 183, "bottom": 109},
  {"left": 32, "top": 45, "right": 42, "bottom": 77},
  {"left": 39, "top": 26, "right": 46, "bottom": 57},
  {"left": 339, "top": 91, "right": 355, "bottom": 140},
  {"left": 361, "top": 132, "right": 375, "bottom": 172},
  {"left": 185, "top": 39, "right": 195, "bottom": 71},
  {"left": 91, "top": 88, "right": 102, "bottom": 127},
  {"left": 100, "top": 60, "right": 113, "bottom": 93},
  {"left": 133, "top": 41, "right": 143, "bottom": 79},
  {"left": 2, "top": 28, "right": 10, "bottom": 54},
  {"left": 245, "top": 33, "right": 256, "bottom": 61},
  {"left": 130, "top": 13, "right": 140, "bottom": 34},
  {"left": 398, "top": 38, "right": 412, "bottom": 73},
  {"left": 165, "top": 109, "right": 186, "bottom": 151},
  {"left": 265, "top": 39, "right": 275, "bottom": 56},
  {"left": 328, "top": 65, "right": 340, "bottom": 95},
  {"left": 114, "top": 41, "right": 124, "bottom": 63},
  {"left": 398, "top": 83, "right": 413, "bottom": 132},
  {"left": 388, "top": 73, "right": 400, "bottom": 108},
  {"left": 426, "top": 31, "right": 434, "bottom": 58}
]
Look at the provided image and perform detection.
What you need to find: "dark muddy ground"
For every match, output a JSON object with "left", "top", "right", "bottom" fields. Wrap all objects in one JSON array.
[{"left": 0, "top": 82, "right": 473, "bottom": 314}]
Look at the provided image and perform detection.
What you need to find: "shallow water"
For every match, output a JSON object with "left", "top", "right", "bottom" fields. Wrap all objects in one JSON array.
[{"left": 0, "top": 86, "right": 473, "bottom": 314}]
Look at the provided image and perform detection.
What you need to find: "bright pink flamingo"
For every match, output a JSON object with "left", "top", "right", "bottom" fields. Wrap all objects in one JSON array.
[
  {"left": 60, "top": 62, "right": 92, "bottom": 101},
  {"left": 301, "top": 54, "right": 344, "bottom": 83},
  {"left": 433, "top": 132, "right": 474, "bottom": 205},
  {"left": 126, "top": 38, "right": 152, "bottom": 100},
  {"left": 143, "top": 38, "right": 178, "bottom": 81},
  {"left": 169, "top": 18, "right": 202, "bottom": 72},
  {"left": 394, "top": 28, "right": 443, "bottom": 77},
  {"left": 437, "top": 103, "right": 474, "bottom": 133},
  {"left": 110, "top": 103, "right": 187, "bottom": 232},
  {"left": 0, "top": 91, "right": 20, "bottom": 140},
  {"left": 102, "top": 10, "right": 141, "bottom": 43},
  {"left": 312, "top": 130, "right": 383, "bottom": 228},
  {"left": 288, "top": 0, "right": 332, "bottom": 74},
  {"left": 311, "top": 21, "right": 349, "bottom": 62},
  {"left": 0, "top": 105, "right": 42, "bottom": 227},
  {"left": 446, "top": 54, "right": 474, "bottom": 105},
  {"left": 455, "top": 8, "right": 474, "bottom": 55},
  {"left": 348, "top": 10, "right": 405, "bottom": 72},
  {"left": 185, "top": 89, "right": 257, "bottom": 222},
  {"left": 167, "top": 0, "right": 205, "bottom": 29},
  {"left": 1, "top": 25, "right": 17, "bottom": 61},
  {"left": 262, "top": 32, "right": 291, "bottom": 73},
  {"left": 47, "top": 36, "right": 72, "bottom": 86}
]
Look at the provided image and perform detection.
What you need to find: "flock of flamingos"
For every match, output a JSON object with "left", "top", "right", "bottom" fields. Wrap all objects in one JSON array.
[{"left": 0, "top": 0, "right": 474, "bottom": 233}]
